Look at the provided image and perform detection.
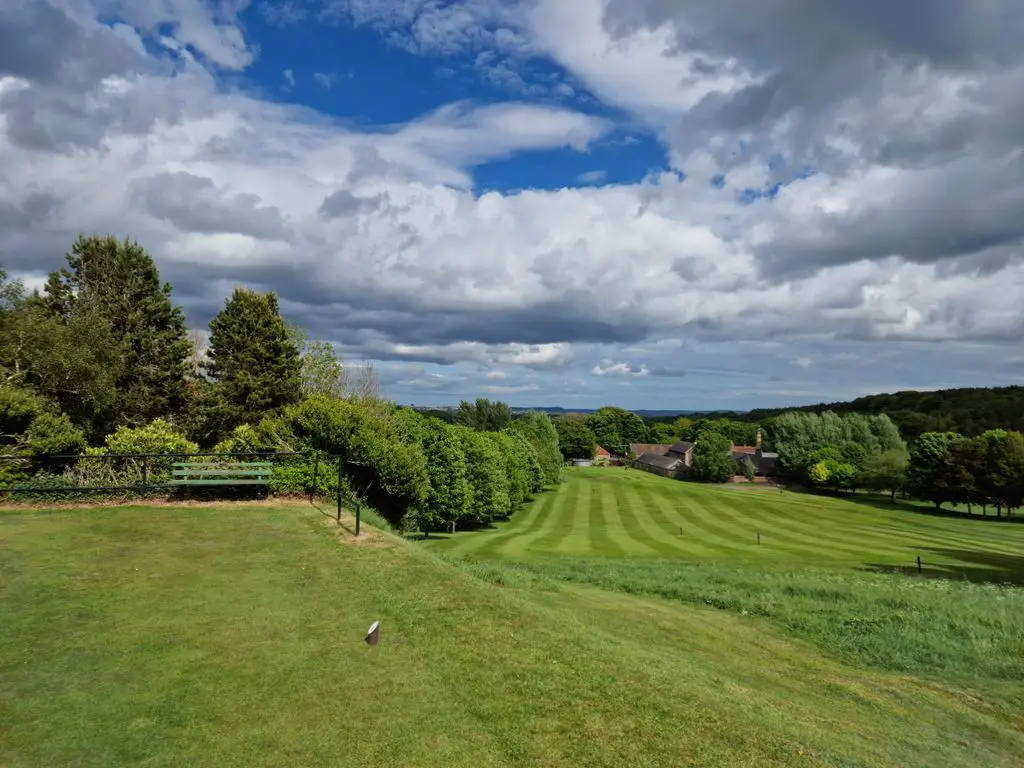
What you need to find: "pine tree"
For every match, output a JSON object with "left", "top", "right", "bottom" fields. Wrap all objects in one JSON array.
[
  {"left": 42, "top": 235, "right": 191, "bottom": 431},
  {"left": 204, "top": 288, "right": 302, "bottom": 440}
]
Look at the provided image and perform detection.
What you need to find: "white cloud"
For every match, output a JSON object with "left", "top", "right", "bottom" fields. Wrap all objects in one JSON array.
[
  {"left": 3, "top": 0, "right": 1024, "bottom": 409},
  {"left": 283, "top": 68, "right": 295, "bottom": 88},
  {"left": 577, "top": 169, "right": 607, "bottom": 184},
  {"left": 591, "top": 360, "right": 650, "bottom": 377}
]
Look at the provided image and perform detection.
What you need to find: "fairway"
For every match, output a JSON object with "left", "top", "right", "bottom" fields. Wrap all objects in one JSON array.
[
  {"left": 425, "top": 468, "right": 1024, "bottom": 579},
  {"left": 3, "top": 502, "right": 1023, "bottom": 767}
]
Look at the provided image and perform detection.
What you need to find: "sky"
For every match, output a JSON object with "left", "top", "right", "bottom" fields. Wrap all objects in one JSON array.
[{"left": 2, "top": 1, "right": 1024, "bottom": 411}]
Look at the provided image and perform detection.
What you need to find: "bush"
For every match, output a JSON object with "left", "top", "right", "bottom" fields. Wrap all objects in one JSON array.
[
  {"left": 25, "top": 412, "right": 87, "bottom": 457},
  {"left": 98, "top": 418, "right": 199, "bottom": 482},
  {"left": 511, "top": 412, "right": 562, "bottom": 486}
]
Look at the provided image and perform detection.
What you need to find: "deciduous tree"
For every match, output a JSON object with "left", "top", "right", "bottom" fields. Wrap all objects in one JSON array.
[{"left": 553, "top": 417, "right": 597, "bottom": 461}]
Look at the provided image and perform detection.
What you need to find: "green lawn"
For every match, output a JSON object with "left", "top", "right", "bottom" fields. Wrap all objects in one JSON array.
[
  {"left": 424, "top": 468, "right": 1024, "bottom": 580},
  {"left": 3, "top": 502, "right": 1023, "bottom": 766}
]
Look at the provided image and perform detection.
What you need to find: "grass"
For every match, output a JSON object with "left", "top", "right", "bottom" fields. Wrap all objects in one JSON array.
[
  {"left": 3, "top": 502, "right": 1024, "bottom": 766},
  {"left": 423, "top": 468, "right": 1024, "bottom": 581}
]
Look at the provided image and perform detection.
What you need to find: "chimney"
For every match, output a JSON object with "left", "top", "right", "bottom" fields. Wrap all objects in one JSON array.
[{"left": 756, "top": 428, "right": 762, "bottom": 451}]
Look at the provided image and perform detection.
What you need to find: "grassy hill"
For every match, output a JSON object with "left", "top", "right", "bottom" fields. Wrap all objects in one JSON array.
[
  {"left": 424, "top": 468, "right": 1024, "bottom": 579},
  {"left": 2, "top": 495, "right": 1023, "bottom": 766}
]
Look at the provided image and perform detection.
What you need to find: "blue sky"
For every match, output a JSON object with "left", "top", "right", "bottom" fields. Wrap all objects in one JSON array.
[{"left": 3, "top": 0, "right": 1024, "bottom": 410}]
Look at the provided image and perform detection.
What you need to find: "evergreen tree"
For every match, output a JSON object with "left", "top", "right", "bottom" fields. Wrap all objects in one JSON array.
[
  {"left": 43, "top": 235, "right": 192, "bottom": 430},
  {"left": 204, "top": 288, "right": 302, "bottom": 441}
]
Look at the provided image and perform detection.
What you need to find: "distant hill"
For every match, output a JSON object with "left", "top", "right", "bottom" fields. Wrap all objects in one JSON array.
[{"left": 743, "top": 386, "right": 1024, "bottom": 440}]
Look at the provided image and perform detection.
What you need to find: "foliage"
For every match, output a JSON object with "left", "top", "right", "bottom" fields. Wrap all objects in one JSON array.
[
  {"left": 396, "top": 409, "right": 472, "bottom": 533},
  {"left": 453, "top": 425, "right": 511, "bottom": 525},
  {"left": 746, "top": 385, "right": 1024, "bottom": 440},
  {"left": 43, "top": 235, "right": 192, "bottom": 432},
  {"left": 24, "top": 412, "right": 87, "bottom": 457},
  {"left": 282, "top": 396, "right": 428, "bottom": 526},
  {"left": 861, "top": 448, "right": 908, "bottom": 501},
  {"left": 97, "top": 418, "right": 200, "bottom": 482},
  {"left": 0, "top": 299, "right": 120, "bottom": 435},
  {"left": 203, "top": 288, "right": 303, "bottom": 443},
  {"left": 510, "top": 411, "right": 562, "bottom": 486},
  {"left": 681, "top": 417, "right": 760, "bottom": 447},
  {"left": 300, "top": 339, "right": 348, "bottom": 398},
  {"left": 584, "top": 406, "right": 649, "bottom": 456},
  {"left": 455, "top": 398, "right": 512, "bottom": 432},
  {"left": 553, "top": 417, "right": 597, "bottom": 461},
  {"left": 690, "top": 432, "right": 734, "bottom": 483},
  {"left": 766, "top": 411, "right": 904, "bottom": 480},
  {"left": 741, "top": 456, "right": 756, "bottom": 482},
  {"left": 906, "top": 432, "right": 963, "bottom": 510},
  {"left": 487, "top": 430, "right": 539, "bottom": 508}
]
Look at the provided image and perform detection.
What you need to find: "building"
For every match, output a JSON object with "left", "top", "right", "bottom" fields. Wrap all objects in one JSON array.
[
  {"left": 731, "top": 429, "right": 778, "bottom": 477},
  {"left": 634, "top": 452, "right": 687, "bottom": 478},
  {"left": 629, "top": 443, "right": 672, "bottom": 458},
  {"left": 594, "top": 445, "right": 613, "bottom": 466}
]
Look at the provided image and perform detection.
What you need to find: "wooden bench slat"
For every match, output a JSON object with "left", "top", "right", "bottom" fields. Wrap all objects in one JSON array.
[
  {"left": 171, "top": 469, "right": 272, "bottom": 477},
  {"left": 168, "top": 479, "right": 269, "bottom": 486},
  {"left": 171, "top": 463, "right": 273, "bottom": 468}
]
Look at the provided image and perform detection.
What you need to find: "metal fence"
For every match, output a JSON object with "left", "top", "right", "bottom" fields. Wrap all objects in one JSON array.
[
  {"left": 0, "top": 451, "right": 308, "bottom": 494},
  {"left": 0, "top": 450, "right": 368, "bottom": 534}
]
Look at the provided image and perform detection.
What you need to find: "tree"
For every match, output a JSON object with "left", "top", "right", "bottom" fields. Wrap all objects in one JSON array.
[
  {"left": 0, "top": 299, "right": 120, "bottom": 435},
  {"left": 415, "top": 420, "right": 472, "bottom": 535},
  {"left": 455, "top": 398, "right": 512, "bottom": 432},
  {"left": 453, "top": 425, "right": 511, "bottom": 526},
  {"left": 742, "top": 456, "right": 756, "bottom": 482},
  {"left": 203, "top": 288, "right": 302, "bottom": 442},
  {"left": 300, "top": 340, "right": 348, "bottom": 398},
  {"left": 862, "top": 448, "right": 908, "bottom": 502},
  {"left": 511, "top": 411, "right": 562, "bottom": 486},
  {"left": 43, "top": 235, "right": 192, "bottom": 429},
  {"left": 691, "top": 432, "right": 735, "bottom": 483},
  {"left": 945, "top": 438, "right": 985, "bottom": 512},
  {"left": 584, "top": 407, "right": 649, "bottom": 456},
  {"left": 907, "top": 432, "right": 963, "bottom": 510},
  {"left": 553, "top": 417, "right": 597, "bottom": 461}
]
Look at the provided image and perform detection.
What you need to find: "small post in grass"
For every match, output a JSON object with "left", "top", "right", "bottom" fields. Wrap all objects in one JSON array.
[
  {"left": 917, "top": 555, "right": 922, "bottom": 573},
  {"left": 366, "top": 620, "right": 379, "bottom": 645},
  {"left": 355, "top": 501, "right": 361, "bottom": 537},
  {"left": 757, "top": 532, "right": 761, "bottom": 545}
]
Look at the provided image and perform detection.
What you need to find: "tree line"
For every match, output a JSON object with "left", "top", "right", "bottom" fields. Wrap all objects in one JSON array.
[
  {"left": 0, "top": 236, "right": 561, "bottom": 532},
  {"left": 744, "top": 386, "right": 1024, "bottom": 441}
]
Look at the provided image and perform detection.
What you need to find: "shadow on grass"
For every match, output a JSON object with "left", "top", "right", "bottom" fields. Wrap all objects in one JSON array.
[
  {"left": 863, "top": 547, "right": 1024, "bottom": 585},
  {"left": 830, "top": 492, "right": 1024, "bottom": 524}
]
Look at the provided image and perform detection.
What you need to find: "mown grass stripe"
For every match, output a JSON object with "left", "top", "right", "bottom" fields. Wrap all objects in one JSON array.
[
  {"left": 630, "top": 482, "right": 726, "bottom": 558},
  {"left": 526, "top": 479, "right": 586, "bottom": 555},
  {"left": 586, "top": 478, "right": 624, "bottom": 558},
  {"left": 606, "top": 475, "right": 667, "bottom": 556}
]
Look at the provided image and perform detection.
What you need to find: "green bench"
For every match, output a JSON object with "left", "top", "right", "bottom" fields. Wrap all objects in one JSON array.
[{"left": 170, "top": 461, "right": 273, "bottom": 486}]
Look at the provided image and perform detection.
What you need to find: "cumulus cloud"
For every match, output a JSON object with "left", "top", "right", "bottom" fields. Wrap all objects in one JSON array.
[
  {"left": 2, "top": 0, "right": 1024, "bottom": 408},
  {"left": 591, "top": 361, "right": 650, "bottom": 377}
]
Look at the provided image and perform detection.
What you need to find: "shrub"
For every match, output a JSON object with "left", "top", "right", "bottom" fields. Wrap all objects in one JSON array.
[{"left": 98, "top": 418, "right": 199, "bottom": 482}]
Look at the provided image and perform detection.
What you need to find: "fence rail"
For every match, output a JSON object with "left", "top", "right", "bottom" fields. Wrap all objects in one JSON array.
[
  {"left": 0, "top": 450, "right": 368, "bottom": 535},
  {"left": 0, "top": 451, "right": 305, "bottom": 494}
]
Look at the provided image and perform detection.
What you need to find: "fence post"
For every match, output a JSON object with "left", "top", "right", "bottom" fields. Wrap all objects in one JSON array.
[
  {"left": 141, "top": 456, "right": 149, "bottom": 487},
  {"left": 336, "top": 458, "right": 342, "bottom": 522},
  {"left": 355, "top": 503, "right": 361, "bottom": 537},
  {"left": 310, "top": 453, "right": 320, "bottom": 502}
]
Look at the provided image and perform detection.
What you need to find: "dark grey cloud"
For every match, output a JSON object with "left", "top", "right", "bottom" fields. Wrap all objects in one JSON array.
[
  {"left": 318, "top": 189, "right": 390, "bottom": 219},
  {"left": 0, "top": 1, "right": 142, "bottom": 86},
  {"left": 130, "top": 172, "right": 294, "bottom": 242}
]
